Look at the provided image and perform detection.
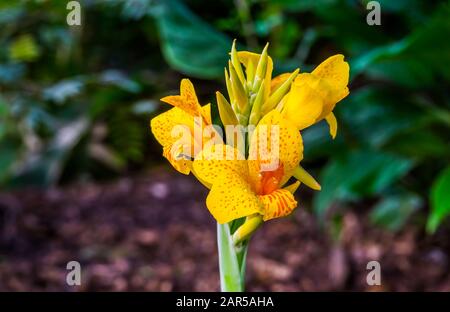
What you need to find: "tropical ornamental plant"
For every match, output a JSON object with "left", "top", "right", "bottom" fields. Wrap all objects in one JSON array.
[{"left": 150, "top": 41, "right": 349, "bottom": 291}]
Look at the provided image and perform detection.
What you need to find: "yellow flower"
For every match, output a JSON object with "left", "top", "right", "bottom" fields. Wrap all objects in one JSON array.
[
  {"left": 150, "top": 79, "right": 213, "bottom": 174},
  {"left": 192, "top": 110, "right": 302, "bottom": 224},
  {"left": 281, "top": 54, "right": 350, "bottom": 138}
]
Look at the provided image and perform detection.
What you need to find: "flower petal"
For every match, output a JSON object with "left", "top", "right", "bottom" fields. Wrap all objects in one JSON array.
[
  {"left": 150, "top": 107, "right": 193, "bottom": 148},
  {"left": 161, "top": 79, "right": 209, "bottom": 122},
  {"left": 283, "top": 55, "right": 349, "bottom": 128},
  {"left": 283, "top": 180, "right": 301, "bottom": 194},
  {"left": 325, "top": 112, "right": 338, "bottom": 139},
  {"left": 282, "top": 79, "right": 324, "bottom": 130},
  {"left": 249, "top": 110, "right": 303, "bottom": 187},
  {"left": 293, "top": 165, "right": 321, "bottom": 191},
  {"left": 207, "top": 170, "right": 263, "bottom": 224},
  {"left": 311, "top": 54, "right": 349, "bottom": 119},
  {"left": 312, "top": 54, "right": 349, "bottom": 91},
  {"left": 150, "top": 107, "right": 193, "bottom": 175},
  {"left": 193, "top": 144, "right": 248, "bottom": 186},
  {"left": 201, "top": 103, "right": 212, "bottom": 124},
  {"left": 237, "top": 51, "right": 266, "bottom": 70},
  {"left": 151, "top": 104, "right": 212, "bottom": 175},
  {"left": 259, "top": 189, "right": 298, "bottom": 221},
  {"left": 163, "top": 146, "right": 191, "bottom": 175}
]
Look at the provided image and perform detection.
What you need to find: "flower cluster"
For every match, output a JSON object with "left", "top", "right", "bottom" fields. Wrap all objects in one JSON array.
[{"left": 151, "top": 41, "right": 349, "bottom": 243}]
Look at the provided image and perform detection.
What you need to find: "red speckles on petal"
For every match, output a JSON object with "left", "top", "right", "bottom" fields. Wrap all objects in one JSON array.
[{"left": 259, "top": 189, "right": 298, "bottom": 221}]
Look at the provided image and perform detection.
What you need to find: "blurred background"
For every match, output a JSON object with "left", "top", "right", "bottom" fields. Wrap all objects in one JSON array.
[{"left": 0, "top": 0, "right": 449, "bottom": 291}]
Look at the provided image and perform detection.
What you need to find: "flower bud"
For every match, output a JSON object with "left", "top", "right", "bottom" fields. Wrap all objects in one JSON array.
[
  {"left": 252, "top": 43, "right": 269, "bottom": 92},
  {"left": 229, "top": 61, "right": 248, "bottom": 112},
  {"left": 216, "top": 91, "right": 239, "bottom": 126},
  {"left": 262, "top": 68, "right": 299, "bottom": 114},
  {"left": 232, "top": 214, "right": 263, "bottom": 246}
]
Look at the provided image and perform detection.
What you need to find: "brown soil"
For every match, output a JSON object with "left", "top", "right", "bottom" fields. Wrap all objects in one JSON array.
[{"left": 1, "top": 168, "right": 449, "bottom": 291}]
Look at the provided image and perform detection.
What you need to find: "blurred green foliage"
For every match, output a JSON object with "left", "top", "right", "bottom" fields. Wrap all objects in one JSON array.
[{"left": 0, "top": 0, "right": 449, "bottom": 233}]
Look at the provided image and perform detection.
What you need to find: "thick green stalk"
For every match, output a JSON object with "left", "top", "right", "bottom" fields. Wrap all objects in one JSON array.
[{"left": 217, "top": 222, "right": 248, "bottom": 291}]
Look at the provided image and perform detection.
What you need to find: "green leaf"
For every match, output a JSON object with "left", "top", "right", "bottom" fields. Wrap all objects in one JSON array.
[
  {"left": 427, "top": 166, "right": 450, "bottom": 233},
  {"left": 302, "top": 121, "right": 344, "bottom": 160},
  {"left": 312, "top": 0, "right": 390, "bottom": 54},
  {"left": 370, "top": 194, "right": 422, "bottom": 232},
  {"left": 339, "top": 87, "right": 425, "bottom": 148},
  {"left": 314, "top": 150, "right": 413, "bottom": 219},
  {"left": 352, "top": 3, "right": 450, "bottom": 86},
  {"left": 153, "top": 0, "right": 230, "bottom": 79},
  {"left": 385, "top": 129, "right": 450, "bottom": 160}
]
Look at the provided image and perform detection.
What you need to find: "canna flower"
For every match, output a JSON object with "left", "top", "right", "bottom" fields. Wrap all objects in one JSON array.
[
  {"left": 280, "top": 55, "right": 350, "bottom": 138},
  {"left": 150, "top": 79, "right": 214, "bottom": 174},
  {"left": 148, "top": 41, "right": 350, "bottom": 292},
  {"left": 218, "top": 42, "right": 336, "bottom": 193},
  {"left": 192, "top": 110, "right": 302, "bottom": 225}
]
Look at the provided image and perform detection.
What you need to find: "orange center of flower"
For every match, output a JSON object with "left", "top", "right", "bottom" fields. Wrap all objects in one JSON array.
[{"left": 258, "top": 163, "right": 284, "bottom": 195}]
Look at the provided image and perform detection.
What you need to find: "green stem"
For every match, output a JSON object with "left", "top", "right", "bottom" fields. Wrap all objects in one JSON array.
[{"left": 217, "top": 222, "right": 248, "bottom": 291}]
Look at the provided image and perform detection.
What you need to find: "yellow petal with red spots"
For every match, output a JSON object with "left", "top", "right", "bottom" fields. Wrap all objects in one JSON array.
[
  {"left": 151, "top": 103, "right": 212, "bottom": 174},
  {"left": 248, "top": 110, "right": 303, "bottom": 187},
  {"left": 162, "top": 146, "right": 191, "bottom": 175},
  {"left": 150, "top": 106, "right": 194, "bottom": 148},
  {"left": 310, "top": 54, "right": 349, "bottom": 119},
  {"left": 201, "top": 103, "right": 212, "bottom": 124},
  {"left": 161, "top": 79, "right": 210, "bottom": 122},
  {"left": 312, "top": 54, "right": 349, "bottom": 92},
  {"left": 193, "top": 144, "right": 248, "bottom": 186},
  {"left": 259, "top": 189, "right": 298, "bottom": 221},
  {"left": 206, "top": 170, "right": 263, "bottom": 224}
]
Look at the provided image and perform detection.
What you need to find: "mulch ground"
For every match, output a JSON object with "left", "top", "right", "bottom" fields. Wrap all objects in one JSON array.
[{"left": 1, "top": 167, "right": 449, "bottom": 291}]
